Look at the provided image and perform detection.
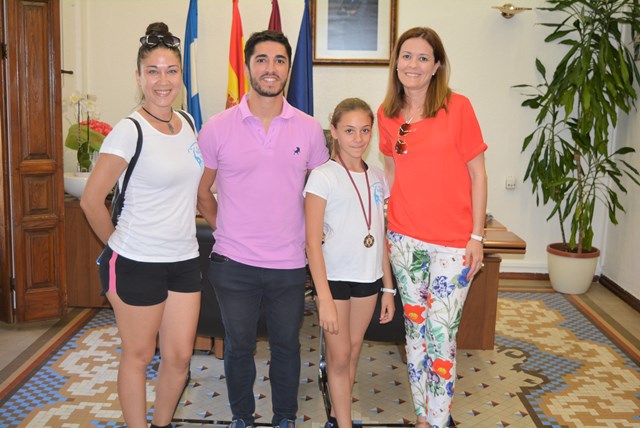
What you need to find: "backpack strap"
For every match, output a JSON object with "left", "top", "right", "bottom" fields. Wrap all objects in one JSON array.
[
  {"left": 121, "top": 117, "right": 143, "bottom": 196},
  {"left": 111, "top": 117, "right": 143, "bottom": 226},
  {"left": 176, "top": 109, "right": 196, "bottom": 132}
]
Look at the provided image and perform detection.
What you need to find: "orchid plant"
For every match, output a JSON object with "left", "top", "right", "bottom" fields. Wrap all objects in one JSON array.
[{"left": 63, "top": 92, "right": 112, "bottom": 172}]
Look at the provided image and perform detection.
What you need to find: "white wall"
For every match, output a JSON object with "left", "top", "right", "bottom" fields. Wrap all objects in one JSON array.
[
  {"left": 602, "top": 100, "right": 640, "bottom": 300},
  {"left": 60, "top": 0, "right": 640, "bottom": 296}
]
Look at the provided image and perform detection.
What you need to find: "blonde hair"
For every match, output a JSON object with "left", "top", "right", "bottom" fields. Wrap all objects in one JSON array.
[
  {"left": 328, "top": 98, "right": 374, "bottom": 158},
  {"left": 381, "top": 27, "right": 451, "bottom": 119}
]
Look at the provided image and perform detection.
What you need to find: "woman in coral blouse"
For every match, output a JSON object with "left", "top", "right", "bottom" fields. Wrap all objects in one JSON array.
[{"left": 377, "top": 27, "right": 488, "bottom": 428}]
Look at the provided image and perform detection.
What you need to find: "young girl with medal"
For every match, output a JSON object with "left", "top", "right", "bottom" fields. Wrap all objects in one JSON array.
[{"left": 304, "top": 98, "right": 396, "bottom": 428}]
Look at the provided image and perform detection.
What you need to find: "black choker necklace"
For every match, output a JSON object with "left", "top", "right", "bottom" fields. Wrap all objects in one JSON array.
[{"left": 142, "top": 106, "right": 174, "bottom": 133}]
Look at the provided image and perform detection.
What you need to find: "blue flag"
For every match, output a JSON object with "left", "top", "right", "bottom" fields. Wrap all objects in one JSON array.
[
  {"left": 183, "top": 0, "right": 203, "bottom": 130},
  {"left": 286, "top": 0, "right": 313, "bottom": 116}
]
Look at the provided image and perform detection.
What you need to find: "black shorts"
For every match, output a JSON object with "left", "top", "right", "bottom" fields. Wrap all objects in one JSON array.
[
  {"left": 326, "top": 278, "right": 382, "bottom": 301},
  {"left": 97, "top": 245, "right": 202, "bottom": 306}
]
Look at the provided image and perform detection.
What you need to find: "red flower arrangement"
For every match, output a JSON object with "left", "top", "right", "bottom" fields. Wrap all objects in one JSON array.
[
  {"left": 64, "top": 119, "right": 112, "bottom": 172},
  {"left": 64, "top": 119, "right": 112, "bottom": 151},
  {"left": 63, "top": 93, "right": 112, "bottom": 172},
  {"left": 84, "top": 119, "right": 112, "bottom": 137}
]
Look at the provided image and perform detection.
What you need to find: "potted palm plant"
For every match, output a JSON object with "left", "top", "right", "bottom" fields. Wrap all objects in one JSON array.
[{"left": 516, "top": 0, "right": 640, "bottom": 293}]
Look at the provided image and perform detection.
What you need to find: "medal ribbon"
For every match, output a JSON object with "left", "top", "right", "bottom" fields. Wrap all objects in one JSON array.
[{"left": 336, "top": 153, "right": 372, "bottom": 236}]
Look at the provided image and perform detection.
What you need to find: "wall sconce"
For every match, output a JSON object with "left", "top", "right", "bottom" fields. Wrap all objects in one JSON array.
[{"left": 492, "top": 3, "right": 532, "bottom": 19}]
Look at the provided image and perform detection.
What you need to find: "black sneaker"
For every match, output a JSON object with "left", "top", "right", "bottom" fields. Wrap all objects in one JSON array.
[
  {"left": 324, "top": 416, "right": 337, "bottom": 428},
  {"left": 324, "top": 417, "right": 362, "bottom": 428},
  {"left": 229, "top": 420, "right": 253, "bottom": 428},
  {"left": 447, "top": 415, "right": 457, "bottom": 428}
]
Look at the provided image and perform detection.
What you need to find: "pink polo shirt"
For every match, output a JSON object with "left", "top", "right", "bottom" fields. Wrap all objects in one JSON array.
[{"left": 198, "top": 94, "right": 329, "bottom": 269}]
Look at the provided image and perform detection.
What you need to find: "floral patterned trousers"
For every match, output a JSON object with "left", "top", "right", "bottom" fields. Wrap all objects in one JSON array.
[{"left": 387, "top": 231, "right": 473, "bottom": 428}]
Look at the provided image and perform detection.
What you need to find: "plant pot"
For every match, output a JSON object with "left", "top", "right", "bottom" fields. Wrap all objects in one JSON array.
[
  {"left": 63, "top": 172, "right": 89, "bottom": 199},
  {"left": 547, "top": 243, "right": 600, "bottom": 295}
]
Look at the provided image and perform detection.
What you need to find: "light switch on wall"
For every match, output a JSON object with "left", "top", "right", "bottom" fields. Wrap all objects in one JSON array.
[{"left": 505, "top": 176, "right": 517, "bottom": 190}]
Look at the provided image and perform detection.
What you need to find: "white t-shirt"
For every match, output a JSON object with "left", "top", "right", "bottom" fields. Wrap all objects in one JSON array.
[
  {"left": 100, "top": 111, "right": 204, "bottom": 262},
  {"left": 304, "top": 160, "right": 389, "bottom": 282}
]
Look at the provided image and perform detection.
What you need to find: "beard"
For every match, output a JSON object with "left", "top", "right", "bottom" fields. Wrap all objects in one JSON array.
[{"left": 249, "top": 73, "right": 287, "bottom": 97}]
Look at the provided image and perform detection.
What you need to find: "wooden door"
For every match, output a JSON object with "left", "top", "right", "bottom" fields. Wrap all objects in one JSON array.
[
  {"left": 3, "top": 0, "right": 66, "bottom": 322},
  {"left": 1, "top": 1, "right": 11, "bottom": 322}
]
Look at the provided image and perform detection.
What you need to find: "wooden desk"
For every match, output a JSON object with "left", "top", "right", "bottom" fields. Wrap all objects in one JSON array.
[
  {"left": 64, "top": 197, "right": 110, "bottom": 308},
  {"left": 484, "top": 229, "right": 526, "bottom": 254},
  {"left": 484, "top": 218, "right": 507, "bottom": 231},
  {"left": 457, "top": 224, "right": 526, "bottom": 349}
]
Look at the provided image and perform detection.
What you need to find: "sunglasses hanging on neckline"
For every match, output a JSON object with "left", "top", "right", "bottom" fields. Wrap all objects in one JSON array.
[{"left": 395, "top": 119, "right": 414, "bottom": 155}]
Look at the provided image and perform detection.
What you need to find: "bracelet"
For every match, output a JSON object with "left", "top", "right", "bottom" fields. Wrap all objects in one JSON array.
[
  {"left": 470, "top": 233, "right": 485, "bottom": 243},
  {"left": 380, "top": 288, "right": 397, "bottom": 296}
]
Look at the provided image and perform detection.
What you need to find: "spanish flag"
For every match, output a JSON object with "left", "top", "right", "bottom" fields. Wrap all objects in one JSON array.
[{"left": 226, "top": 0, "right": 248, "bottom": 109}]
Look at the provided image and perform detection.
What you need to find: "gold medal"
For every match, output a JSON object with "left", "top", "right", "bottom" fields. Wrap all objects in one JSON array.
[{"left": 364, "top": 234, "right": 375, "bottom": 248}]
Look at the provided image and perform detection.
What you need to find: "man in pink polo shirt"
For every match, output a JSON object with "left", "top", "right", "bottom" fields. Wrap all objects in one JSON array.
[{"left": 197, "top": 30, "right": 329, "bottom": 428}]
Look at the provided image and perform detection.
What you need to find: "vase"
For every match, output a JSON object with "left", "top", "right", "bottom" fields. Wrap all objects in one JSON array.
[
  {"left": 64, "top": 172, "right": 89, "bottom": 199},
  {"left": 74, "top": 151, "right": 98, "bottom": 176}
]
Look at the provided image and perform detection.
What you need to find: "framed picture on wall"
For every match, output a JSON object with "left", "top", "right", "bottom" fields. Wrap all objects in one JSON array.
[{"left": 311, "top": 0, "right": 397, "bottom": 65}]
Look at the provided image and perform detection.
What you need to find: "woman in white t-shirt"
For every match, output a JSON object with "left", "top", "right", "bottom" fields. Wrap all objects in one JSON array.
[
  {"left": 304, "top": 98, "right": 396, "bottom": 428},
  {"left": 81, "top": 22, "right": 203, "bottom": 428}
]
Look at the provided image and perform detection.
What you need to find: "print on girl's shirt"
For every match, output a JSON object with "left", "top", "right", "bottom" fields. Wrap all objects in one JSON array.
[{"left": 372, "top": 181, "right": 386, "bottom": 206}]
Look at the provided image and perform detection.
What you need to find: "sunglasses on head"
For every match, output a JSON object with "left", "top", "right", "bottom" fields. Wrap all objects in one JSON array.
[
  {"left": 139, "top": 34, "right": 181, "bottom": 49},
  {"left": 395, "top": 120, "right": 413, "bottom": 155}
]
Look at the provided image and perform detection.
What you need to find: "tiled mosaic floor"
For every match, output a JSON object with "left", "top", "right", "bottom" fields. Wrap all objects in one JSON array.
[{"left": 0, "top": 291, "right": 638, "bottom": 428}]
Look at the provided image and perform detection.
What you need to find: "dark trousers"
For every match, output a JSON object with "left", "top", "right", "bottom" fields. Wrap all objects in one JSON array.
[{"left": 208, "top": 253, "right": 306, "bottom": 426}]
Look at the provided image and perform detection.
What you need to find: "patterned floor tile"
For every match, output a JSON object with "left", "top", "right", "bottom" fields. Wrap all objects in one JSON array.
[{"left": 0, "top": 292, "right": 638, "bottom": 428}]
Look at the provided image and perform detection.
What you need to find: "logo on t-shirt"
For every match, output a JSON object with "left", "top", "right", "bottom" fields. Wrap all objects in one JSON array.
[
  {"left": 189, "top": 143, "right": 204, "bottom": 170},
  {"left": 372, "top": 182, "right": 385, "bottom": 206},
  {"left": 294, "top": 146, "right": 301, "bottom": 155}
]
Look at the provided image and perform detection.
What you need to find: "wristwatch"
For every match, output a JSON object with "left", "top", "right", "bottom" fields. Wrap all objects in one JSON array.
[{"left": 380, "top": 288, "right": 397, "bottom": 296}]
